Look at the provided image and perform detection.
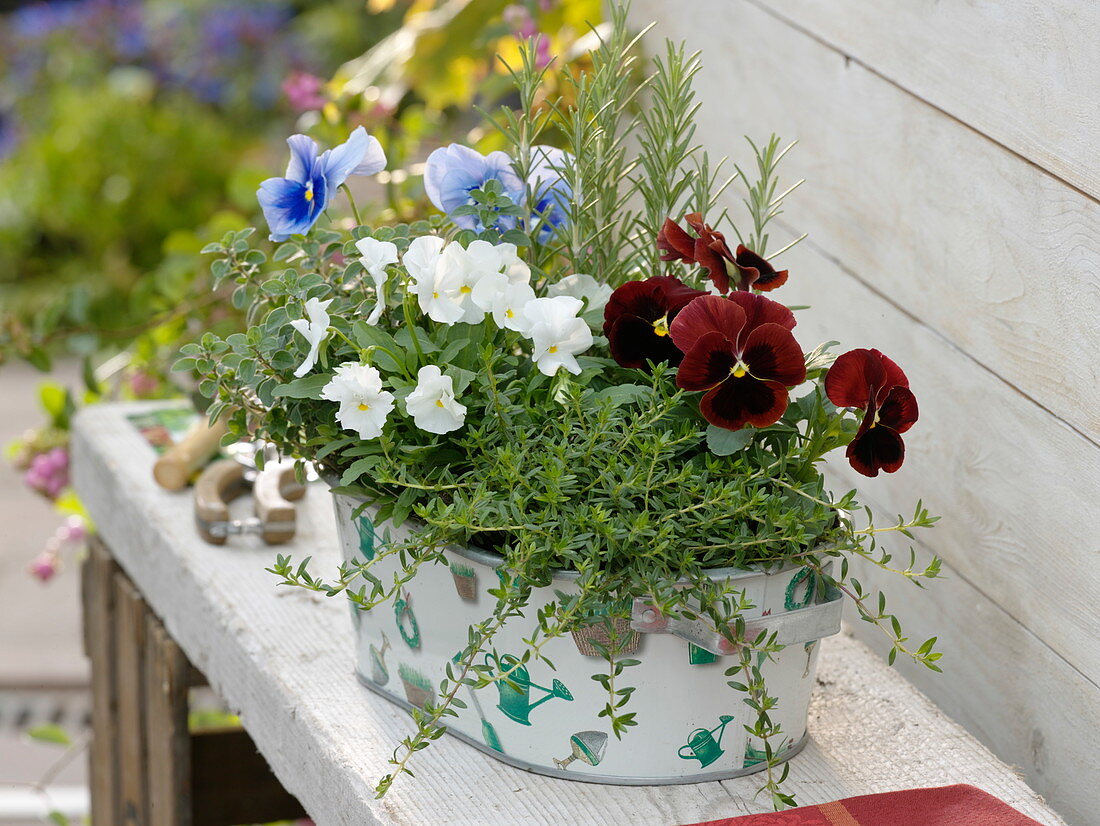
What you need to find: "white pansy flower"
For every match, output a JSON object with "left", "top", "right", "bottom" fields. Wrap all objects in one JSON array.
[
  {"left": 402, "top": 234, "right": 445, "bottom": 284},
  {"left": 413, "top": 242, "right": 488, "bottom": 325},
  {"left": 547, "top": 273, "right": 613, "bottom": 314},
  {"left": 471, "top": 274, "right": 536, "bottom": 332},
  {"left": 355, "top": 237, "right": 399, "bottom": 325},
  {"left": 320, "top": 362, "right": 395, "bottom": 439},
  {"left": 522, "top": 296, "right": 593, "bottom": 376},
  {"left": 495, "top": 242, "right": 531, "bottom": 285},
  {"left": 405, "top": 365, "right": 467, "bottom": 435},
  {"left": 289, "top": 297, "right": 333, "bottom": 377}
]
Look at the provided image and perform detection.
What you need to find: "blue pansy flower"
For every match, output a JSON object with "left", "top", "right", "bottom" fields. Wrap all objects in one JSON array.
[
  {"left": 423, "top": 144, "right": 525, "bottom": 232},
  {"left": 257, "top": 126, "right": 386, "bottom": 242},
  {"left": 527, "top": 145, "right": 572, "bottom": 241}
]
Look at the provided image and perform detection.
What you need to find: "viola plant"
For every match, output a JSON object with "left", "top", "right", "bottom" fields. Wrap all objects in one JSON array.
[{"left": 181, "top": 7, "right": 941, "bottom": 809}]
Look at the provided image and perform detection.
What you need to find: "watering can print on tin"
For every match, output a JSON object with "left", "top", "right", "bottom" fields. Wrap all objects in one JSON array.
[
  {"left": 369, "top": 631, "right": 391, "bottom": 686},
  {"left": 678, "top": 715, "right": 735, "bottom": 768},
  {"left": 485, "top": 652, "right": 573, "bottom": 726}
]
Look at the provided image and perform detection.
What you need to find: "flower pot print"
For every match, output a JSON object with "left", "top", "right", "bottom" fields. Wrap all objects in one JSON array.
[
  {"left": 570, "top": 617, "right": 640, "bottom": 657},
  {"left": 398, "top": 663, "right": 434, "bottom": 709},
  {"left": 451, "top": 564, "right": 478, "bottom": 601},
  {"left": 678, "top": 715, "right": 734, "bottom": 768},
  {"left": 484, "top": 652, "right": 573, "bottom": 726},
  {"left": 554, "top": 730, "right": 608, "bottom": 770}
]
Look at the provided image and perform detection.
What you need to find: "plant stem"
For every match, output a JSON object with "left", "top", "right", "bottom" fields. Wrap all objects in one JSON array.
[{"left": 341, "top": 183, "right": 363, "bottom": 227}]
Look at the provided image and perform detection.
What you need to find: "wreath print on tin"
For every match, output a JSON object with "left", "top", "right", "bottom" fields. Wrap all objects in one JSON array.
[{"left": 394, "top": 589, "right": 421, "bottom": 649}]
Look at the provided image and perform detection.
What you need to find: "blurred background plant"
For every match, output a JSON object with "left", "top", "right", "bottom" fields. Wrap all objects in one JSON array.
[{"left": 0, "top": 0, "right": 603, "bottom": 588}]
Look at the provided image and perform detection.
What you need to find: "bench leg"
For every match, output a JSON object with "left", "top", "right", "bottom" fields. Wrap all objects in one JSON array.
[{"left": 82, "top": 537, "right": 307, "bottom": 826}]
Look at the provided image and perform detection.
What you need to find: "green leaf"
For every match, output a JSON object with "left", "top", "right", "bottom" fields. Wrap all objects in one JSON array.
[
  {"left": 705, "top": 424, "right": 753, "bottom": 455},
  {"left": 26, "top": 723, "right": 71, "bottom": 746},
  {"left": 47, "top": 812, "right": 70, "bottom": 826},
  {"left": 591, "top": 384, "right": 653, "bottom": 408},
  {"left": 272, "top": 373, "right": 332, "bottom": 400}
]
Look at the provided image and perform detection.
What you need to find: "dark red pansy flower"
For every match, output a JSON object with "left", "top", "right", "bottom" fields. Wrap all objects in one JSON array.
[
  {"left": 669, "top": 294, "right": 806, "bottom": 431},
  {"left": 734, "top": 245, "right": 788, "bottom": 292},
  {"left": 658, "top": 213, "right": 736, "bottom": 294},
  {"left": 604, "top": 276, "right": 708, "bottom": 369},
  {"left": 825, "top": 348, "right": 919, "bottom": 477}
]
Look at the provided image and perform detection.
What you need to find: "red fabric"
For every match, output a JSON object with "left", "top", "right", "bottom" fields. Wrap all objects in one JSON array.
[{"left": 682, "top": 784, "right": 1045, "bottom": 826}]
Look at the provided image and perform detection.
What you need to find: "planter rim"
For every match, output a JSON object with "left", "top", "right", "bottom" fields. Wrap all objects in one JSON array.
[{"left": 328, "top": 481, "right": 826, "bottom": 585}]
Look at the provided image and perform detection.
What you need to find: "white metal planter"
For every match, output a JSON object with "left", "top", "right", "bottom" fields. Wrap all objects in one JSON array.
[{"left": 332, "top": 492, "right": 842, "bottom": 785}]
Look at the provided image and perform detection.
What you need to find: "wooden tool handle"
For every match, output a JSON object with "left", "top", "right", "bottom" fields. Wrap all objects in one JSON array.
[
  {"left": 153, "top": 415, "right": 229, "bottom": 491},
  {"left": 193, "top": 460, "right": 249, "bottom": 545},
  {"left": 253, "top": 462, "right": 307, "bottom": 545}
]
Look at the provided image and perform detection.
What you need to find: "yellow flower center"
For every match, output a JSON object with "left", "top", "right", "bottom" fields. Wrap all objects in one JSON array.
[
  {"left": 432, "top": 291, "right": 440, "bottom": 299},
  {"left": 304, "top": 187, "right": 314, "bottom": 202},
  {"left": 652, "top": 315, "right": 670, "bottom": 337},
  {"left": 435, "top": 399, "right": 446, "bottom": 408},
  {"left": 731, "top": 361, "right": 748, "bottom": 379},
  {"left": 459, "top": 285, "right": 472, "bottom": 294},
  {"left": 548, "top": 345, "right": 559, "bottom": 354},
  {"left": 358, "top": 402, "right": 371, "bottom": 411},
  {"left": 505, "top": 308, "right": 515, "bottom": 319}
]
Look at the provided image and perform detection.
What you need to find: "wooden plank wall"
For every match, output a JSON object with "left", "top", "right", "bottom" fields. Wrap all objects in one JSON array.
[{"left": 629, "top": 2, "right": 1100, "bottom": 823}]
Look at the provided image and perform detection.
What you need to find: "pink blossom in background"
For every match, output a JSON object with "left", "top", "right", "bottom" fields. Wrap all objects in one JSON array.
[
  {"left": 128, "top": 369, "right": 159, "bottom": 398},
  {"left": 24, "top": 447, "right": 69, "bottom": 500},
  {"left": 58, "top": 515, "right": 88, "bottom": 545},
  {"left": 502, "top": 5, "right": 553, "bottom": 68},
  {"left": 503, "top": 4, "right": 537, "bottom": 38},
  {"left": 282, "top": 72, "right": 327, "bottom": 111},
  {"left": 28, "top": 550, "right": 60, "bottom": 583}
]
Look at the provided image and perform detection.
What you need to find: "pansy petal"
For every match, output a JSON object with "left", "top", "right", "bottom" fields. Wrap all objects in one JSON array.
[
  {"left": 285, "top": 134, "right": 318, "bottom": 183},
  {"left": 318, "top": 126, "right": 371, "bottom": 191},
  {"left": 257, "top": 177, "right": 320, "bottom": 242},
  {"left": 669, "top": 294, "right": 747, "bottom": 355},
  {"left": 353, "top": 133, "right": 387, "bottom": 175},
  {"left": 846, "top": 421, "right": 906, "bottom": 477},
  {"left": 725, "top": 290, "right": 796, "bottom": 339},
  {"left": 609, "top": 315, "right": 685, "bottom": 369},
  {"left": 825, "top": 348, "right": 908, "bottom": 409},
  {"left": 741, "top": 323, "right": 807, "bottom": 386},
  {"left": 657, "top": 218, "right": 696, "bottom": 262},
  {"left": 694, "top": 237, "right": 731, "bottom": 293},
  {"left": 676, "top": 331, "right": 736, "bottom": 390},
  {"left": 424, "top": 144, "right": 484, "bottom": 211},
  {"left": 734, "top": 245, "right": 788, "bottom": 292},
  {"left": 877, "top": 385, "right": 919, "bottom": 433},
  {"left": 700, "top": 376, "right": 789, "bottom": 431}
]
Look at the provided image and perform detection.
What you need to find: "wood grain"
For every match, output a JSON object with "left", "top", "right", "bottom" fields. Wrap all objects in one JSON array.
[
  {"left": 144, "top": 617, "right": 191, "bottom": 826},
  {"left": 631, "top": 0, "right": 1100, "bottom": 442},
  {"left": 746, "top": 0, "right": 1100, "bottom": 201},
  {"left": 838, "top": 510, "right": 1100, "bottom": 826},
  {"left": 82, "top": 540, "right": 120, "bottom": 826},
  {"left": 71, "top": 402, "right": 1067, "bottom": 826},
  {"left": 114, "top": 574, "right": 150, "bottom": 825}
]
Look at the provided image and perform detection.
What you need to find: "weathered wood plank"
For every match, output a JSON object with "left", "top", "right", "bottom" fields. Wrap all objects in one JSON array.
[
  {"left": 114, "top": 574, "right": 150, "bottom": 826},
  {"left": 631, "top": 0, "right": 1100, "bottom": 442},
  {"left": 144, "top": 616, "right": 191, "bottom": 826},
  {"left": 83, "top": 539, "right": 120, "bottom": 826},
  {"left": 837, "top": 512, "right": 1100, "bottom": 826},
  {"left": 190, "top": 728, "right": 307, "bottom": 826},
  {"left": 70, "top": 402, "right": 1067, "bottom": 825},
  {"left": 747, "top": 0, "right": 1100, "bottom": 201},
  {"left": 751, "top": 236, "right": 1100, "bottom": 685}
]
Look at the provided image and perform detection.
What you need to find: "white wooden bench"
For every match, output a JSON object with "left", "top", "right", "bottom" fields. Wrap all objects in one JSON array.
[{"left": 72, "top": 402, "right": 1068, "bottom": 825}]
